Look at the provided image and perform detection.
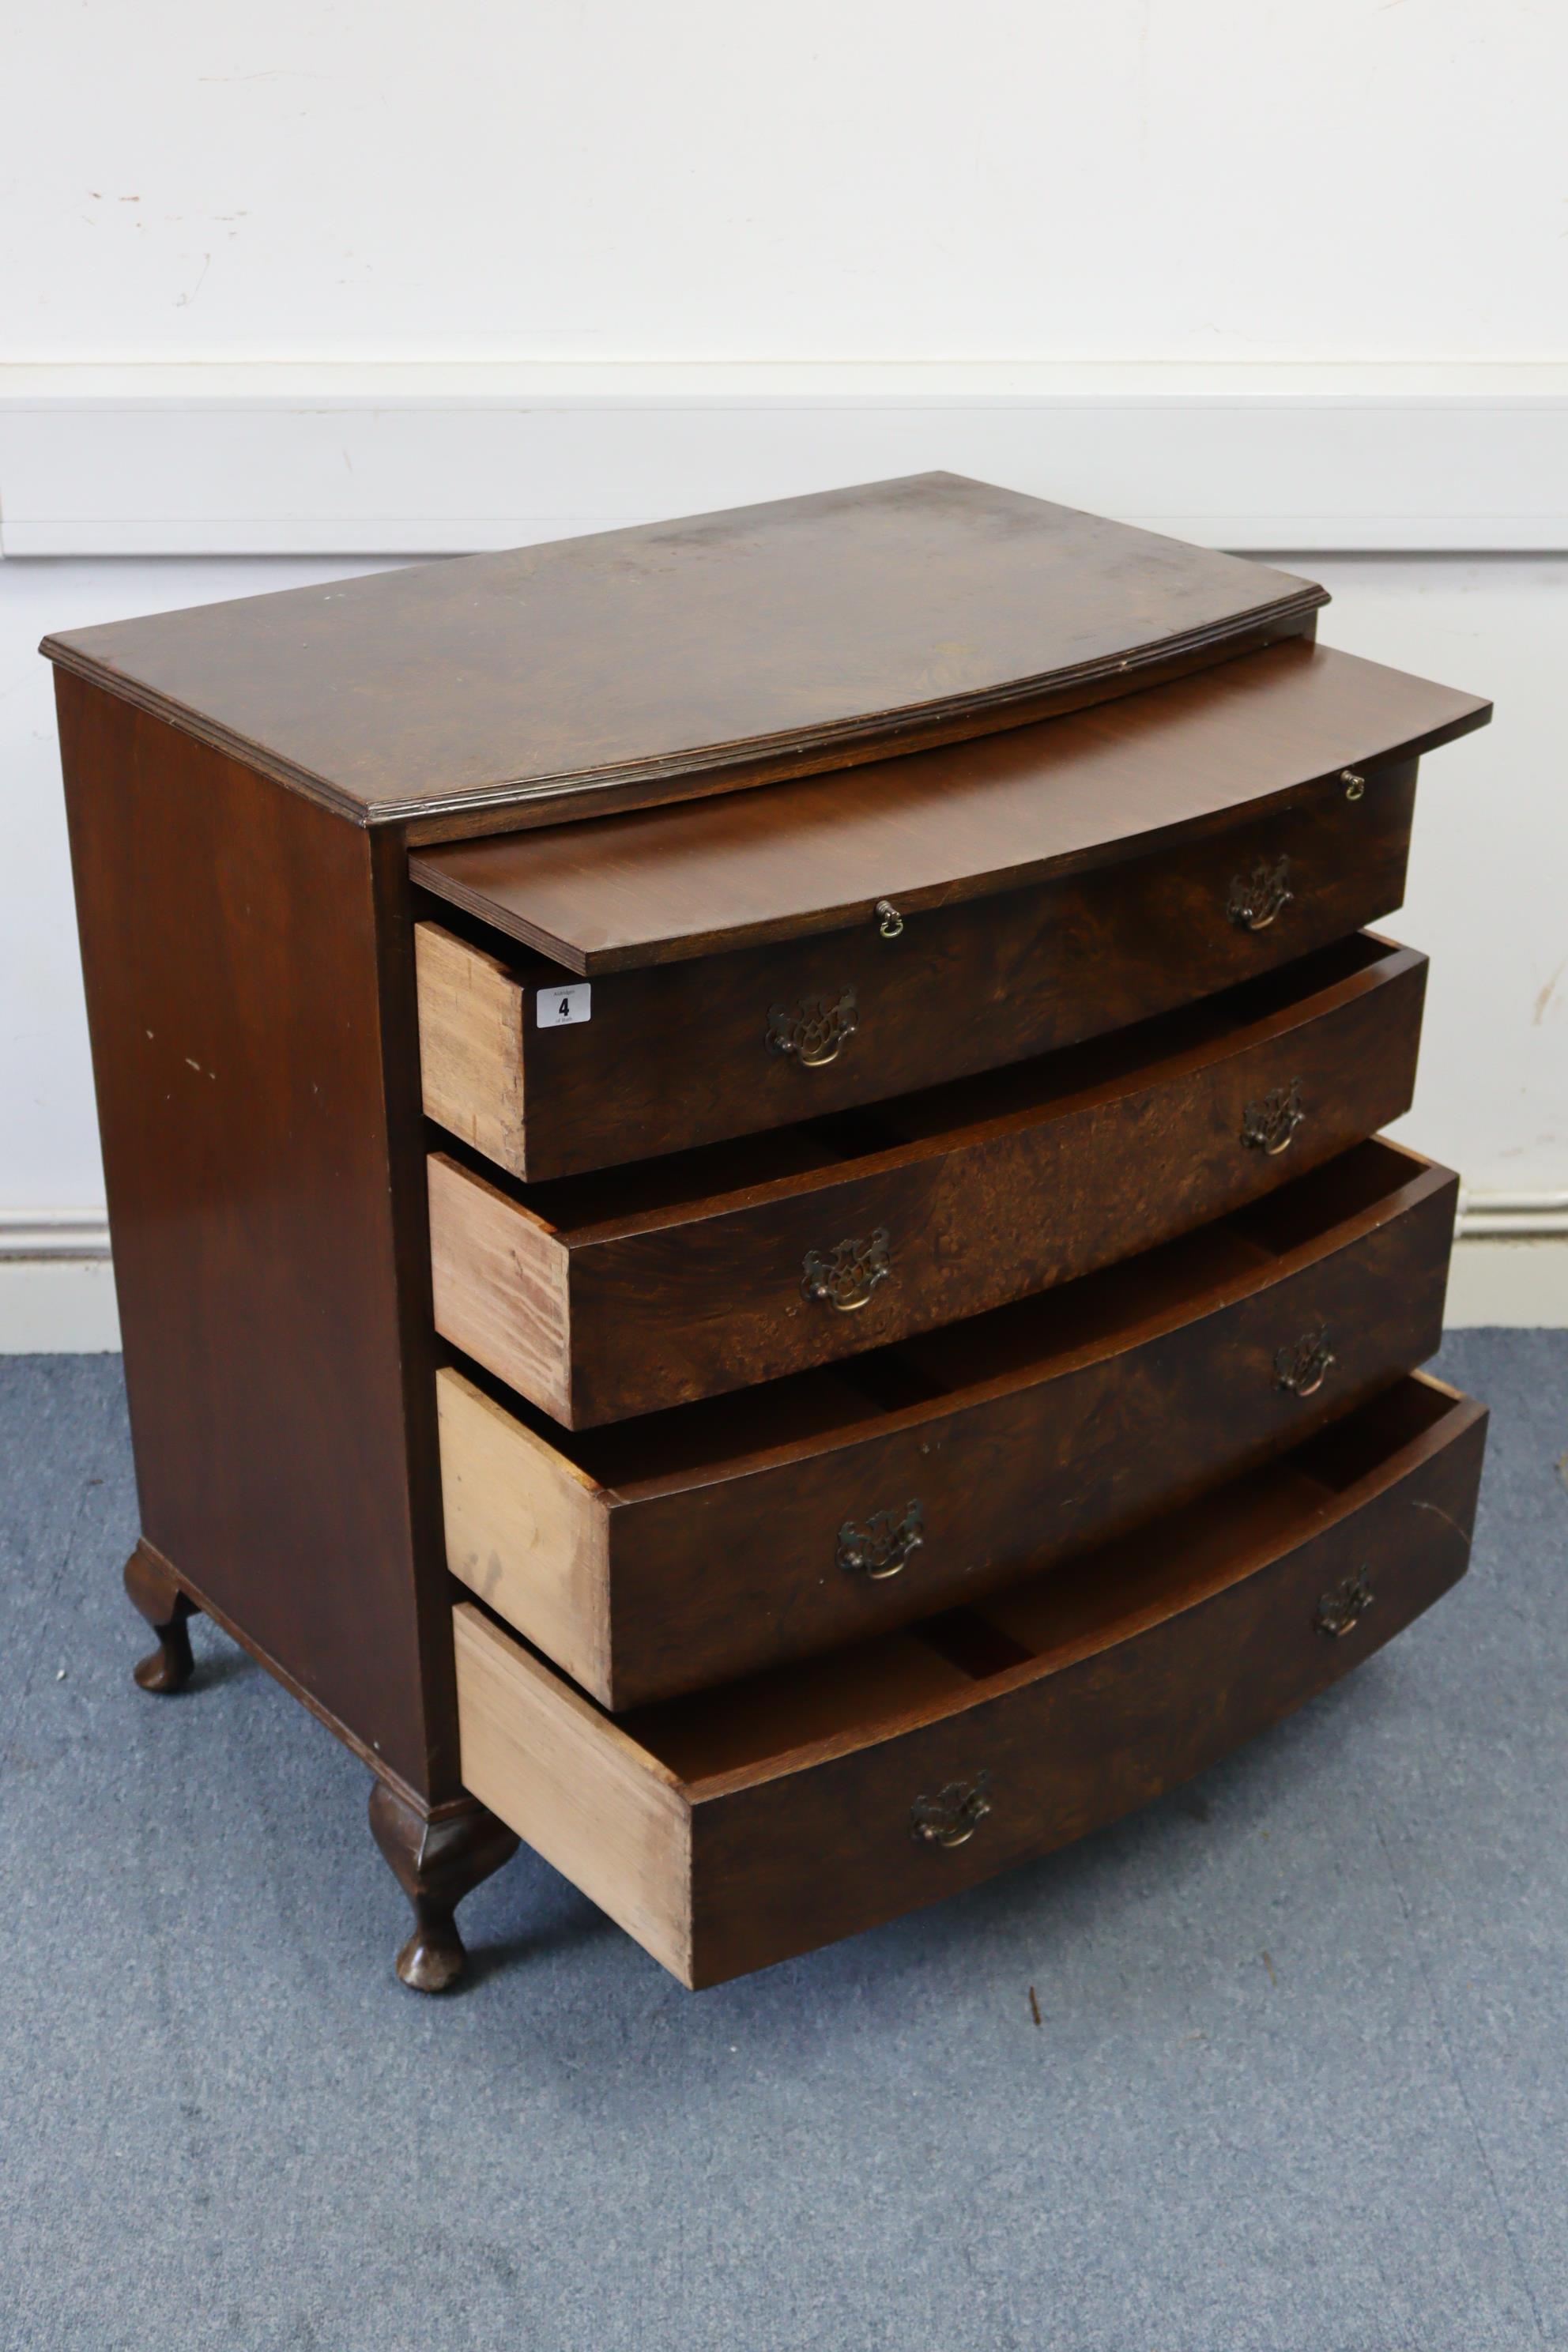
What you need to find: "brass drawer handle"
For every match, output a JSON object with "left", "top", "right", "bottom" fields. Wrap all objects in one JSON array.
[
  {"left": 767, "top": 989, "right": 858, "bottom": 1068},
  {"left": 911, "top": 1771, "right": 993, "bottom": 1849},
  {"left": 1275, "top": 1323, "right": 1336, "bottom": 1397},
  {"left": 875, "top": 898, "right": 904, "bottom": 940},
  {"left": 1241, "top": 1078, "right": 1305, "bottom": 1156},
  {"left": 1316, "top": 1569, "right": 1374, "bottom": 1638},
  {"left": 1342, "top": 769, "right": 1366, "bottom": 801},
  {"left": 1227, "top": 854, "right": 1295, "bottom": 932},
  {"left": 801, "top": 1227, "right": 891, "bottom": 1313},
  {"left": 837, "top": 1498, "right": 924, "bottom": 1579}
]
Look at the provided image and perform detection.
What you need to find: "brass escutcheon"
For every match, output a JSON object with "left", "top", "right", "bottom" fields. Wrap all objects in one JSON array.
[
  {"left": 1274, "top": 1323, "right": 1337, "bottom": 1398},
  {"left": 801, "top": 1227, "right": 892, "bottom": 1313},
  {"left": 1241, "top": 1078, "right": 1306, "bottom": 1156},
  {"left": 910, "top": 1771, "right": 993, "bottom": 1849},
  {"left": 837, "top": 1498, "right": 925, "bottom": 1580},
  {"left": 1315, "top": 1568, "right": 1374, "bottom": 1638},
  {"left": 1227, "top": 854, "right": 1295, "bottom": 933},
  {"left": 1342, "top": 769, "right": 1367, "bottom": 801},
  {"left": 875, "top": 898, "right": 905, "bottom": 940},
  {"left": 766, "top": 989, "right": 858, "bottom": 1068}
]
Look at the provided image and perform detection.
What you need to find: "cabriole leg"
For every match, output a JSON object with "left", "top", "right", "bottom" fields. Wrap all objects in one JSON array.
[
  {"left": 368, "top": 1780, "right": 520, "bottom": 1993},
  {"left": 123, "top": 1543, "right": 198, "bottom": 1694}
]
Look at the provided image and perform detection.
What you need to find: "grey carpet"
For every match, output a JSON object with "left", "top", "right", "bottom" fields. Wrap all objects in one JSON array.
[{"left": 1, "top": 1332, "right": 1565, "bottom": 2352}]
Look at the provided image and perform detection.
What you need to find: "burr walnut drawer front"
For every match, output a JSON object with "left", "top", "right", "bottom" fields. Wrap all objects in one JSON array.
[
  {"left": 414, "top": 755, "right": 1417, "bottom": 1183},
  {"left": 427, "top": 934, "right": 1428, "bottom": 1428},
  {"left": 439, "top": 1141, "right": 1457, "bottom": 1708},
  {"left": 454, "top": 1376, "right": 1487, "bottom": 1988}
]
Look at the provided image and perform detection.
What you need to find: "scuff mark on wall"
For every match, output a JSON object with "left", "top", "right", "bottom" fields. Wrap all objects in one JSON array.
[{"left": 175, "top": 254, "right": 212, "bottom": 309}]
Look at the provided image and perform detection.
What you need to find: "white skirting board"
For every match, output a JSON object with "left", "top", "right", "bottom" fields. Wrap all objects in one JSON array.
[
  {"left": 0, "top": 1260, "right": 122, "bottom": 1352},
  {"left": 1440, "top": 1239, "right": 1568, "bottom": 1330},
  {"left": 3, "top": 360, "right": 1566, "bottom": 556},
  {"left": 2, "top": 1237, "right": 1565, "bottom": 1353}
]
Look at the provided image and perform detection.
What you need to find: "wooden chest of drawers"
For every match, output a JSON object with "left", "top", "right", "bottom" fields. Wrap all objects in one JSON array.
[{"left": 45, "top": 473, "right": 1491, "bottom": 1997}]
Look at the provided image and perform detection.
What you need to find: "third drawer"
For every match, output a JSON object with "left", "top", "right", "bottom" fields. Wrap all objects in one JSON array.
[{"left": 439, "top": 1136, "right": 1456, "bottom": 1707}]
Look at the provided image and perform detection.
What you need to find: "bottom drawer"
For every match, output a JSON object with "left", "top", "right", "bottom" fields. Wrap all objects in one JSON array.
[{"left": 456, "top": 1374, "right": 1487, "bottom": 1988}]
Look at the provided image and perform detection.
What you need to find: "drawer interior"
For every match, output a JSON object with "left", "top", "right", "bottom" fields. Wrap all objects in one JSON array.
[
  {"left": 443, "top": 931, "right": 1404, "bottom": 1240},
  {"left": 449, "top": 1137, "right": 1443, "bottom": 1494},
  {"left": 560, "top": 1376, "right": 1468, "bottom": 1788}
]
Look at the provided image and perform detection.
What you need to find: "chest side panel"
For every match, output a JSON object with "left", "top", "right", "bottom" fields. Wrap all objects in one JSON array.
[{"left": 55, "top": 673, "right": 449, "bottom": 1796}]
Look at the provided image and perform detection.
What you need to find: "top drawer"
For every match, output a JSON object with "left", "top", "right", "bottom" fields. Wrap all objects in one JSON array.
[{"left": 413, "top": 641, "right": 1486, "bottom": 1183}]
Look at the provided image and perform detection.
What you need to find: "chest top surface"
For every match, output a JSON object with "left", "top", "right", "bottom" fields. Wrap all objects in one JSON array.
[{"left": 41, "top": 473, "right": 1325, "bottom": 830}]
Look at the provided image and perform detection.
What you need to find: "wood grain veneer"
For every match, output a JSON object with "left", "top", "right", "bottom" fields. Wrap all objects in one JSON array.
[
  {"left": 41, "top": 473, "right": 1327, "bottom": 831},
  {"left": 55, "top": 670, "right": 456, "bottom": 1797},
  {"left": 456, "top": 1378, "right": 1487, "bottom": 1988},
  {"left": 44, "top": 473, "right": 1491, "bottom": 1996},
  {"left": 428, "top": 937, "right": 1429, "bottom": 1426},
  {"left": 412, "top": 639, "right": 1486, "bottom": 972},
  {"left": 436, "top": 1141, "right": 1458, "bottom": 1706},
  {"left": 415, "top": 743, "right": 1425, "bottom": 1182}
]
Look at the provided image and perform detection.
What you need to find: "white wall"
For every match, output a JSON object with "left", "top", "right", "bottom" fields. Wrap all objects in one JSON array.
[
  {"left": 2, "top": 2, "right": 1564, "bottom": 1339},
  {"left": 6, "top": 2, "right": 1565, "bottom": 364},
  {"left": 1310, "top": 559, "right": 1567, "bottom": 1199}
]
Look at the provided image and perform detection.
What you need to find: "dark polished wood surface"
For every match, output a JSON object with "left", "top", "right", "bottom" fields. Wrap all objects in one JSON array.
[
  {"left": 56, "top": 673, "right": 456, "bottom": 1798},
  {"left": 417, "top": 754, "right": 1422, "bottom": 1182},
  {"left": 443, "top": 1142, "right": 1457, "bottom": 1707},
  {"left": 457, "top": 1377, "right": 1487, "bottom": 1987},
  {"left": 413, "top": 640, "right": 1487, "bottom": 972},
  {"left": 45, "top": 473, "right": 1490, "bottom": 1997},
  {"left": 368, "top": 1781, "right": 520, "bottom": 1993},
  {"left": 429, "top": 936, "right": 1428, "bottom": 1425},
  {"left": 680, "top": 1379, "right": 1486, "bottom": 1985},
  {"left": 123, "top": 1540, "right": 198, "bottom": 1694},
  {"left": 41, "top": 474, "right": 1325, "bottom": 830}
]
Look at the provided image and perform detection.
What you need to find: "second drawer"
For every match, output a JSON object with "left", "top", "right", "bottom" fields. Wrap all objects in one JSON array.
[
  {"left": 439, "top": 1139, "right": 1456, "bottom": 1706},
  {"left": 428, "top": 933, "right": 1428, "bottom": 1426}
]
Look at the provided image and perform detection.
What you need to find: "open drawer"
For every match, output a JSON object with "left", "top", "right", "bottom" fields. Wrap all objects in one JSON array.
[
  {"left": 428, "top": 933, "right": 1429, "bottom": 1426},
  {"left": 413, "top": 639, "right": 1487, "bottom": 1183},
  {"left": 455, "top": 1375, "right": 1487, "bottom": 1988},
  {"left": 438, "top": 1140, "right": 1457, "bottom": 1708}
]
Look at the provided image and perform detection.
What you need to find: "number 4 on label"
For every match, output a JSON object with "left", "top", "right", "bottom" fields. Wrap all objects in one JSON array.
[{"left": 537, "top": 982, "right": 592, "bottom": 1028}]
